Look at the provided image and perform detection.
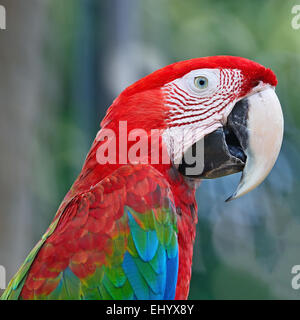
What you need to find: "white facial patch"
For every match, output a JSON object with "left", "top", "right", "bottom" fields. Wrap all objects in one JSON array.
[{"left": 161, "top": 68, "right": 243, "bottom": 164}]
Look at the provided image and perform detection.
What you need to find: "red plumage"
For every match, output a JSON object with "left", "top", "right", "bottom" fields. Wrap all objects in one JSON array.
[{"left": 14, "top": 56, "right": 278, "bottom": 300}]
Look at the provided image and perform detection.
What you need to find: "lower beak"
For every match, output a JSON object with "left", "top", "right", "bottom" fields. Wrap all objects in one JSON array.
[{"left": 178, "top": 87, "right": 284, "bottom": 201}]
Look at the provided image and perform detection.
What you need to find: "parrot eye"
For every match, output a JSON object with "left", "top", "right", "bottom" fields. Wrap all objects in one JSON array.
[{"left": 194, "top": 76, "right": 208, "bottom": 89}]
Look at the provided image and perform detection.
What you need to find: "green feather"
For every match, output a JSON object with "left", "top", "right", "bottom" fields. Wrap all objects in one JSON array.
[
  {"left": 1, "top": 218, "right": 61, "bottom": 300},
  {"left": 98, "top": 283, "right": 113, "bottom": 300},
  {"left": 81, "top": 287, "right": 102, "bottom": 300},
  {"left": 105, "top": 265, "right": 126, "bottom": 288},
  {"left": 102, "top": 274, "right": 134, "bottom": 300}
]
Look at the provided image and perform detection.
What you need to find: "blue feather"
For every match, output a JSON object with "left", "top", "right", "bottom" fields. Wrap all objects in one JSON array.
[
  {"left": 122, "top": 252, "right": 150, "bottom": 300},
  {"left": 164, "top": 250, "right": 179, "bottom": 299},
  {"left": 124, "top": 208, "right": 178, "bottom": 300},
  {"left": 127, "top": 210, "right": 159, "bottom": 261}
]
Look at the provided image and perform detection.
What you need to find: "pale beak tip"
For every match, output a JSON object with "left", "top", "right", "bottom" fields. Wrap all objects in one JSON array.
[{"left": 225, "top": 193, "right": 235, "bottom": 202}]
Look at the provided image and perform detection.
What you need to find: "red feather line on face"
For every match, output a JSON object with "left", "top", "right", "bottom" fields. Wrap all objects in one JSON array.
[{"left": 162, "top": 68, "right": 242, "bottom": 127}]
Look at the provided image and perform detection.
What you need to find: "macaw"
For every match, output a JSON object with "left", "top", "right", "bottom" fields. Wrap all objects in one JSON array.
[{"left": 1, "top": 56, "right": 283, "bottom": 300}]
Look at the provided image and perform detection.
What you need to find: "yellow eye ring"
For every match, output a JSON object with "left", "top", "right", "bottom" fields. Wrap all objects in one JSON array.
[{"left": 194, "top": 76, "right": 208, "bottom": 89}]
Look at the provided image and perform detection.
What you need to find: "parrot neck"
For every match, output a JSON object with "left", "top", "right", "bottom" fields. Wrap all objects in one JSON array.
[{"left": 67, "top": 130, "right": 198, "bottom": 221}]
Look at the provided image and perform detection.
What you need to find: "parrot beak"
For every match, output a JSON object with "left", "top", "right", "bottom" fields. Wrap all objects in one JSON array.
[
  {"left": 225, "top": 86, "right": 284, "bottom": 201},
  {"left": 178, "top": 86, "right": 284, "bottom": 201}
]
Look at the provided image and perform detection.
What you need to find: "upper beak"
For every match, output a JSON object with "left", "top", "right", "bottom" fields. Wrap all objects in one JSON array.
[
  {"left": 226, "top": 86, "right": 284, "bottom": 200},
  {"left": 178, "top": 86, "right": 284, "bottom": 201}
]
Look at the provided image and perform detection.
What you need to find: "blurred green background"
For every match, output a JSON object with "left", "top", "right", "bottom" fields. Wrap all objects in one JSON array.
[{"left": 1, "top": 0, "right": 300, "bottom": 299}]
